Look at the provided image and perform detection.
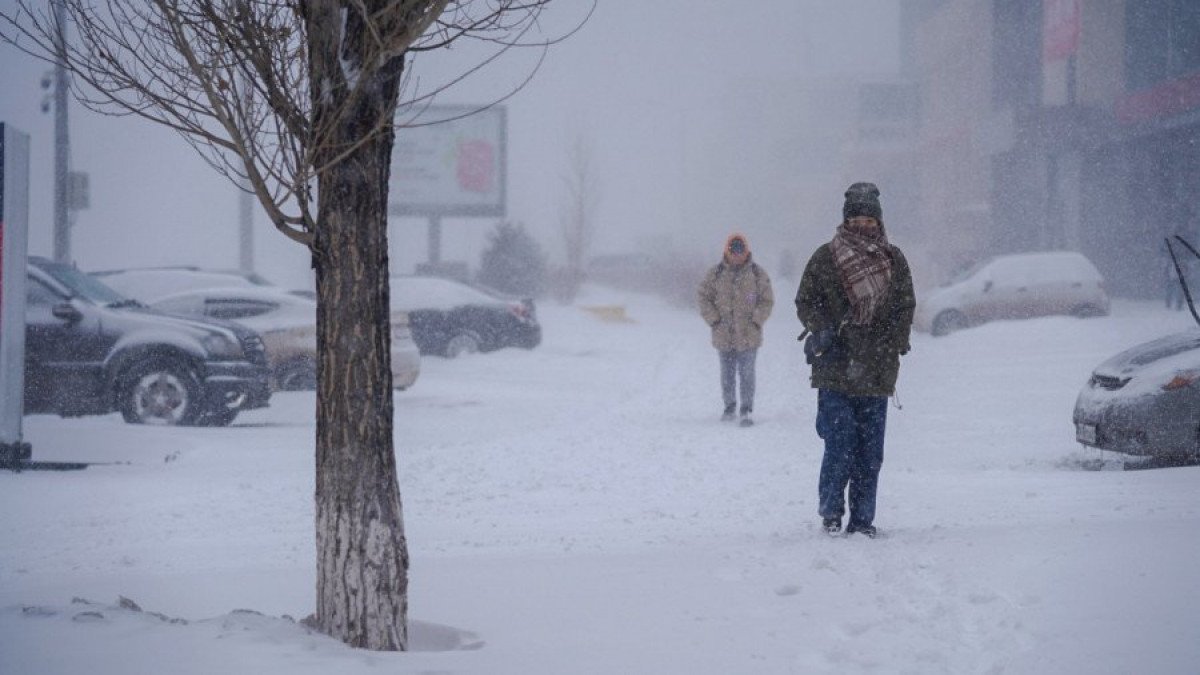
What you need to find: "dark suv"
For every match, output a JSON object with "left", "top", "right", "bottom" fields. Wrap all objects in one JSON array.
[{"left": 24, "top": 257, "right": 271, "bottom": 426}]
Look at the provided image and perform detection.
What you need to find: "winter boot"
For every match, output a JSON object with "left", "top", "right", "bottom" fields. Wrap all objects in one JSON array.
[
  {"left": 845, "top": 523, "right": 877, "bottom": 538},
  {"left": 822, "top": 517, "right": 842, "bottom": 534},
  {"left": 739, "top": 406, "right": 753, "bottom": 427},
  {"left": 721, "top": 403, "right": 736, "bottom": 422}
]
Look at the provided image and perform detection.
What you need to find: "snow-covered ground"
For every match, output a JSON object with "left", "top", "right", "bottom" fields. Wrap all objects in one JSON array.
[{"left": 2, "top": 285, "right": 1199, "bottom": 674}]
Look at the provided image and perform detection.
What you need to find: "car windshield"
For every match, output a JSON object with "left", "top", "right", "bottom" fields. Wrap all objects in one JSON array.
[
  {"left": 36, "top": 261, "right": 129, "bottom": 305},
  {"left": 943, "top": 258, "right": 990, "bottom": 286},
  {"left": 1117, "top": 330, "right": 1200, "bottom": 369}
]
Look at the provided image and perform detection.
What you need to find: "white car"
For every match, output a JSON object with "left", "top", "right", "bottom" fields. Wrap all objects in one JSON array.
[
  {"left": 151, "top": 286, "right": 421, "bottom": 391},
  {"left": 91, "top": 267, "right": 269, "bottom": 303},
  {"left": 916, "top": 251, "right": 1109, "bottom": 336}
]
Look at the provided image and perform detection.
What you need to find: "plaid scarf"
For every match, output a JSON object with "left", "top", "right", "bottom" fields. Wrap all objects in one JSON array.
[{"left": 829, "top": 222, "right": 893, "bottom": 325}]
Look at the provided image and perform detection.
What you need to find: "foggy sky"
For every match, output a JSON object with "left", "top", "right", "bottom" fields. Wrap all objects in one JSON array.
[{"left": 0, "top": 1, "right": 899, "bottom": 290}]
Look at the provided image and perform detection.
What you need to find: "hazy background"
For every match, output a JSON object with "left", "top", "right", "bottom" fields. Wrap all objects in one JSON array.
[{"left": 0, "top": 1, "right": 899, "bottom": 291}]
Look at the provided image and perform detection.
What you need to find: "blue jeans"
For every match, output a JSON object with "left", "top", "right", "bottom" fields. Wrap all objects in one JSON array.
[
  {"left": 719, "top": 349, "right": 757, "bottom": 413},
  {"left": 816, "top": 389, "right": 887, "bottom": 527}
]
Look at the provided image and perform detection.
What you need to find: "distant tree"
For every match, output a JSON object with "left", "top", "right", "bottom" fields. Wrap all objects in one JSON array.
[
  {"left": 557, "top": 133, "right": 600, "bottom": 301},
  {"left": 478, "top": 221, "right": 547, "bottom": 296},
  {"left": 1, "top": 0, "right": 588, "bottom": 652}
]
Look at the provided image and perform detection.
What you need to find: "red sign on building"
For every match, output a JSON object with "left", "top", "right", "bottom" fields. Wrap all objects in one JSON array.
[{"left": 1043, "top": 0, "right": 1081, "bottom": 62}]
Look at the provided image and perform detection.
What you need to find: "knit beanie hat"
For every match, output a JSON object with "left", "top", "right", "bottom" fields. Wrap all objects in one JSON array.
[{"left": 843, "top": 182, "right": 882, "bottom": 221}]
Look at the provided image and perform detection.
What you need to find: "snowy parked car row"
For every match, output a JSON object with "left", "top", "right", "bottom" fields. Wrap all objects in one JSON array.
[
  {"left": 149, "top": 286, "right": 421, "bottom": 391},
  {"left": 23, "top": 262, "right": 547, "bottom": 427},
  {"left": 912, "top": 246, "right": 1199, "bottom": 463},
  {"left": 94, "top": 267, "right": 544, "bottom": 361},
  {"left": 91, "top": 267, "right": 422, "bottom": 391}
]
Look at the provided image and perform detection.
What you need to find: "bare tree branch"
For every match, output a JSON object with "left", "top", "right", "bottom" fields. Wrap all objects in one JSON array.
[{"left": 1, "top": 0, "right": 591, "bottom": 248}]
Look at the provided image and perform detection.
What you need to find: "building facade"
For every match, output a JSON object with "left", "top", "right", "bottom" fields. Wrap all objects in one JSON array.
[{"left": 906, "top": 0, "right": 1200, "bottom": 297}]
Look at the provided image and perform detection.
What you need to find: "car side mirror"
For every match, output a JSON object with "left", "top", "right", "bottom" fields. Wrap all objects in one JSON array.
[
  {"left": 52, "top": 302, "right": 82, "bottom": 323},
  {"left": 982, "top": 280, "right": 993, "bottom": 293}
]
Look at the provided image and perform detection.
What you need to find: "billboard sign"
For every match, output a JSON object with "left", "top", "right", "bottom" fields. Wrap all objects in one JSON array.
[
  {"left": 388, "top": 105, "right": 507, "bottom": 217},
  {"left": 0, "top": 122, "right": 30, "bottom": 461}
]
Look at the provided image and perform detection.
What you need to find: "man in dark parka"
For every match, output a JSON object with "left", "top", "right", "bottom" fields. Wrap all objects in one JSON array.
[{"left": 796, "top": 182, "right": 915, "bottom": 537}]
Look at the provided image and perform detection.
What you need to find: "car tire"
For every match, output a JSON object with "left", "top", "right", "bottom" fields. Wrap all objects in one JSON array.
[
  {"left": 931, "top": 310, "right": 967, "bottom": 337},
  {"left": 119, "top": 358, "right": 203, "bottom": 426},
  {"left": 276, "top": 359, "right": 317, "bottom": 391},
  {"left": 443, "top": 332, "right": 480, "bottom": 358}
]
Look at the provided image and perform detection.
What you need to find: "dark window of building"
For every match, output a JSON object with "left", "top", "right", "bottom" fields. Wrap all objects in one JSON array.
[
  {"left": 1125, "top": 1, "right": 1200, "bottom": 90},
  {"left": 1177, "top": 0, "right": 1200, "bottom": 73}
]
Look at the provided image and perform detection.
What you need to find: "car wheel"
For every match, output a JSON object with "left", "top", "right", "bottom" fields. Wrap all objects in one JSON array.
[
  {"left": 443, "top": 332, "right": 480, "bottom": 358},
  {"left": 931, "top": 310, "right": 967, "bottom": 337},
  {"left": 276, "top": 359, "right": 317, "bottom": 391},
  {"left": 1070, "top": 304, "right": 1107, "bottom": 318},
  {"left": 119, "top": 358, "right": 203, "bottom": 426}
]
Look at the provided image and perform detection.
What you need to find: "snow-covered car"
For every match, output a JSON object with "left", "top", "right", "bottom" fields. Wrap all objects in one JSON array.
[
  {"left": 90, "top": 267, "right": 274, "bottom": 304},
  {"left": 389, "top": 275, "right": 542, "bottom": 358},
  {"left": 1073, "top": 329, "right": 1200, "bottom": 461},
  {"left": 24, "top": 258, "right": 271, "bottom": 426},
  {"left": 916, "top": 251, "right": 1109, "bottom": 336},
  {"left": 150, "top": 286, "right": 421, "bottom": 391}
]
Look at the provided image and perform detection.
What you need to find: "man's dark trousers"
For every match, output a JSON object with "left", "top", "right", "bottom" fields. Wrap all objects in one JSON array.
[{"left": 816, "top": 388, "right": 887, "bottom": 528}]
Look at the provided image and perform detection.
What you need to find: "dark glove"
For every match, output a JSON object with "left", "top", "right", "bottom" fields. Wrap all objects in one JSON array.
[{"left": 804, "top": 329, "right": 843, "bottom": 366}]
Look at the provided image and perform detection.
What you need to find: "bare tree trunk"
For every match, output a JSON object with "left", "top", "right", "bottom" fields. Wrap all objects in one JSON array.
[
  {"left": 309, "top": 5, "right": 408, "bottom": 650},
  {"left": 312, "top": 135, "right": 408, "bottom": 649}
]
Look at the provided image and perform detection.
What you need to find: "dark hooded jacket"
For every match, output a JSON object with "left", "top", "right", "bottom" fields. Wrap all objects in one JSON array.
[{"left": 795, "top": 239, "right": 915, "bottom": 396}]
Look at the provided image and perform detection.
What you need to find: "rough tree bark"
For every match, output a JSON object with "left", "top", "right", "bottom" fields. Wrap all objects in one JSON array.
[{"left": 306, "top": 2, "right": 411, "bottom": 650}]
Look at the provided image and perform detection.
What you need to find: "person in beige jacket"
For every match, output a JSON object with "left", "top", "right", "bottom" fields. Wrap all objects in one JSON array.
[{"left": 697, "top": 233, "right": 775, "bottom": 426}]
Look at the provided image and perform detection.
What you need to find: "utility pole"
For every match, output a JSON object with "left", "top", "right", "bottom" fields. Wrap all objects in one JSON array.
[
  {"left": 237, "top": 70, "right": 254, "bottom": 274},
  {"left": 239, "top": 188, "right": 254, "bottom": 273},
  {"left": 51, "top": 0, "right": 70, "bottom": 264}
]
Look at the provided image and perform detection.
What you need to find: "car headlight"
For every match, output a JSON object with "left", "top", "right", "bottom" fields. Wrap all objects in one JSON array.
[{"left": 202, "top": 333, "right": 244, "bottom": 359}]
